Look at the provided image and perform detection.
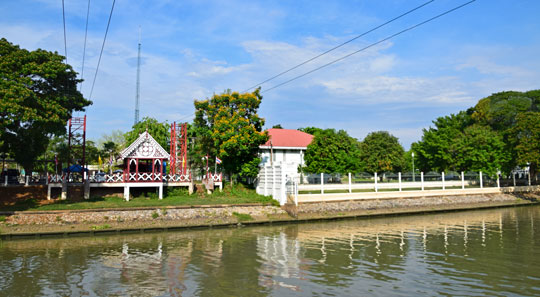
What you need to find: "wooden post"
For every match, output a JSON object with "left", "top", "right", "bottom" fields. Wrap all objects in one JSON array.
[
  {"left": 461, "top": 171, "right": 465, "bottom": 189},
  {"left": 442, "top": 172, "right": 445, "bottom": 190},
  {"left": 421, "top": 172, "right": 424, "bottom": 191},
  {"left": 348, "top": 172, "right": 352, "bottom": 193},
  {"left": 321, "top": 173, "right": 324, "bottom": 194},
  {"left": 480, "top": 171, "right": 483, "bottom": 188},
  {"left": 398, "top": 172, "right": 402, "bottom": 192},
  {"left": 374, "top": 172, "right": 378, "bottom": 192}
]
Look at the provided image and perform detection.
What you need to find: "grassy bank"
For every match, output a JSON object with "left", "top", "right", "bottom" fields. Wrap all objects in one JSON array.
[{"left": 1, "top": 184, "right": 278, "bottom": 212}]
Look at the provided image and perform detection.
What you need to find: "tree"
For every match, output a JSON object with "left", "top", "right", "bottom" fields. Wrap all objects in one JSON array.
[
  {"left": 124, "top": 117, "right": 169, "bottom": 150},
  {"left": 96, "top": 129, "right": 126, "bottom": 150},
  {"left": 0, "top": 38, "right": 91, "bottom": 176},
  {"left": 412, "top": 112, "right": 472, "bottom": 172},
  {"left": 298, "top": 127, "right": 323, "bottom": 136},
  {"left": 304, "top": 129, "right": 362, "bottom": 174},
  {"left": 472, "top": 90, "right": 539, "bottom": 131},
  {"left": 271, "top": 124, "right": 283, "bottom": 129},
  {"left": 360, "top": 131, "right": 405, "bottom": 176},
  {"left": 193, "top": 89, "right": 268, "bottom": 182},
  {"left": 453, "top": 125, "right": 509, "bottom": 176},
  {"left": 509, "top": 112, "right": 540, "bottom": 179}
]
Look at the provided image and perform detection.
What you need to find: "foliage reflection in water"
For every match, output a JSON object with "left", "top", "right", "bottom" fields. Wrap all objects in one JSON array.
[{"left": 1, "top": 205, "right": 539, "bottom": 296}]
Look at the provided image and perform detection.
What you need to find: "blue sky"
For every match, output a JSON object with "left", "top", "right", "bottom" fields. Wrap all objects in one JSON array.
[{"left": 1, "top": 0, "right": 539, "bottom": 149}]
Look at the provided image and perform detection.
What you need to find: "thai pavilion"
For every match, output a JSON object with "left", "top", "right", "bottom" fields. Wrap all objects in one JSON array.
[{"left": 118, "top": 130, "right": 170, "bottom": 199}]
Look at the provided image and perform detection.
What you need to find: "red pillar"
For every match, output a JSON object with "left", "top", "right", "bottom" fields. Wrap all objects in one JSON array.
[{"left": 152, "top": 159, "right": 156, "bottom": 181}]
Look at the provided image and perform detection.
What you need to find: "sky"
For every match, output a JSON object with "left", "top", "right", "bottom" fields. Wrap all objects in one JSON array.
[{"left": 1, "top": 0, "right": 539, "bottom": 149}]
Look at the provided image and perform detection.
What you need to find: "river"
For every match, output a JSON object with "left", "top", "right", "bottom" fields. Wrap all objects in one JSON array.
[{"left": 1, "top": 205, "right": 539, "bottom": 296}]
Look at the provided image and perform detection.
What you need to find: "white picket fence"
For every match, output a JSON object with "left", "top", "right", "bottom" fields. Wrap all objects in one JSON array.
[{"left": 256, "top": 165, "right": 290, "bottom": 205}]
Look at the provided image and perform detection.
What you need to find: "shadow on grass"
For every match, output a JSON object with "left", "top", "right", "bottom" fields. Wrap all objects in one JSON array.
[{"left": 1, "top": 199, "right": 40, "bottom": 212}]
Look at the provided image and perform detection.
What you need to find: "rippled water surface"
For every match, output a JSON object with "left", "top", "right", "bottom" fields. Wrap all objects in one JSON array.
[{"left": 1, "top": 205, "right": 540, "bottom": 296}]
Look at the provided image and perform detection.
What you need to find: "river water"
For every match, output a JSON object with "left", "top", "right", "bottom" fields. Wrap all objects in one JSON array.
[{"left": 1, "top": 205, "right": 539, "bottom": 296}]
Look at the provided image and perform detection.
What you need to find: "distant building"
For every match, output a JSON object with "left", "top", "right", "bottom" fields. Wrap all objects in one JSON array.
[{"left": 259, "top": 128, "right": 314, "bottom": 180}]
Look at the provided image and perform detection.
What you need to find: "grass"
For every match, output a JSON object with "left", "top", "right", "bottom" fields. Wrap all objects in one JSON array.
[
  {"left": 2, "top": 183, "right": 278, "bottom": 212},
  {"left": 91, "top": 224, "right": 111, "bottom": 230},
  {"left": 232, "top": 212, "right": 253, "bottom": 221}
]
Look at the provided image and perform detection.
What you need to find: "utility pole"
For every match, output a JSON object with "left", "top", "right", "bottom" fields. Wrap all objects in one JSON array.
[{"left": 134, "top": 26, "right": 141, "bottom": 125}]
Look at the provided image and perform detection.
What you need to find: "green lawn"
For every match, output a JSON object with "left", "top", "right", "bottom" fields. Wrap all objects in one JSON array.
[{"left": 2, "top": 185, "right": 279, "bottom": 212}]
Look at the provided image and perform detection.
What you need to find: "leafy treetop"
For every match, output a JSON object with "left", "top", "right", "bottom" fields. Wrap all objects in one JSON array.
[{"left": 193, "top": 89, "right": 268, "bottom": 180}]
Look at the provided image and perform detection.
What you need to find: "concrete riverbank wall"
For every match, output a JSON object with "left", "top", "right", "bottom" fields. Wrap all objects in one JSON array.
[{"left": 1, "top": 191, "right": 538, "bottom": 239}]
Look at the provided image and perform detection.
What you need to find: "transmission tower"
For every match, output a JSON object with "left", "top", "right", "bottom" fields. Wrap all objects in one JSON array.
[
  {"left": 134, "top": 27, "right": 141, "bottom": 125},
  {"left": 170, "top": 122, "right": 188, "bottom": 175},
  {"left": 67, "top": 116, "right": 87, "bottom": 181}
]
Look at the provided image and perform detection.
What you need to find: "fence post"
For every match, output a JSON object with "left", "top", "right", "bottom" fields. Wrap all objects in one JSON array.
[
  {"left": 442, "top": 172, "right": 445, "bottom": 190},
  {"left": 25, "top": 175, "right": 29, "bottom": 186},
  {"left": 479, "top": 171, "right": 483, "bottom": 188},
  {"left": 528, "top": 171, "right": 531, "bottom": 186},
  {"left": 295, "top": 181, "right": 298, "bottom": 206},
  {"left": 321, "top": 173, "right": 324, "bottom": 194},
  {"left": 497, "top": 173, "right": 500, "bottom": 189},
  {"left": 273, "top": 166, "right": 276, "bottom": 198},
  {"left": 374, "top": 172, "right": 378, "bottom": 192},
  {"left": 461, "top": 171, "right": 465, "bottom": 190},
  {"left": 348, "top": 172, "right": 352, "bottom": 193},
  {"left": 281, "top": 168, "right": 286, "bottom": 205},
  {"left": 421, "top": 172, "right": 424, "bottom": 191},
  {"left": 4, "top": 175, "right": 7, "bottom": 186},
  {"left": 264, "top": 167, "right": 268, "bottom": 196},
  {"left": 398, "top": 172, "right": 402, "bottom": 192},
  {"left": 513, "top": 172, "right": 516, "bottom": 187}
]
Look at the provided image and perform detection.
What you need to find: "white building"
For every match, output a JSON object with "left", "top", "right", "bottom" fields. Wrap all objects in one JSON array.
[{"left": 259, "top": 128, "right": 313, "bottom": 180}]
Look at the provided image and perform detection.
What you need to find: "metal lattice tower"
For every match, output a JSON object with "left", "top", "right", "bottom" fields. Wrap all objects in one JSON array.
[
  {"left": 169, "top": 122, "right": 188, "bottom": 175},
  {"left": 134, "top": 28, "right": 141, "bottom": 125},
  {"left": 67, "top": 116, "right": 87, "bottom": 181}
]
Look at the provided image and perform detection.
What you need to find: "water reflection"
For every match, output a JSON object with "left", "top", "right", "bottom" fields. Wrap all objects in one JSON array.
[{"left": 1, "top": 206, "right": 539, "bottom": 296}]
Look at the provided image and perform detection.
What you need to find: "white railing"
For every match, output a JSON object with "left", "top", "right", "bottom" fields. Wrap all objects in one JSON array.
[
  {"left": 128, "top": 172, "right": 162, "bottom": 182},
  {"left": 204, "top": 173, "right": 222, "bottom": 183},
  {"left": 48, "top": 174, "right": 65, "bottom": 183},
  {"left": 165, "top": 173, "right": 192, "bottom": 183},
  {"left": 298, "top": 171, "right": 500, "bottom": 194}
]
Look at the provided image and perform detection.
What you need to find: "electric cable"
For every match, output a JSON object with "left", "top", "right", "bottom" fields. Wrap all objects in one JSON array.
[
  {"left": 263, "top": 0, "right": 476, "bottom": 93},
  {"left": 62, "top": 0, "right": 68, "bottom": 64},
  {"left": 89, "top": 0, "right": 116, "bottom": 100},
  {"left": 242, "top": 0, "right": 436, "bottom": 93},
  {"left": 80, "top": 0, "right": 91, "bottom": 92}
]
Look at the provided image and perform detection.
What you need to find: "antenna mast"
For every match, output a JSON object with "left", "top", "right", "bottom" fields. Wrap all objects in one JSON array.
[{"left": 134, "top": 26, "right": 141, "bottom": 125}]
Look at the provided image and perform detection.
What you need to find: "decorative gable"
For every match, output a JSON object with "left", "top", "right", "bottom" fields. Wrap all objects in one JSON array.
[{"left": 119, "top": 131, "right": 170, "bottom": 159}]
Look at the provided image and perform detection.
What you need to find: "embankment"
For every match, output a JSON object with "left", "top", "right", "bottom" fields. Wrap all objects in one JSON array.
[{"left": 1, "top": 191, "right": 538, "bottom": 239}]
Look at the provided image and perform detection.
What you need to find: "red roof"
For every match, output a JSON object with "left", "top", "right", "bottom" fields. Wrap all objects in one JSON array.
[{"left": 261, "top": 129, "right": 314, "bottom": 148}]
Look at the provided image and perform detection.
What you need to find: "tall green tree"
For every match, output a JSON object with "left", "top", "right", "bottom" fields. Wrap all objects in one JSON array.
[
  {"left": 304, "top": 129, "right": 362, "bottom": 174},
  {"left": 193, "top": 89, "right": 268, "bottom": 181},
  {"left": 509, "top": 112, "right": 540, "bottom": 179},
  {"left": 412, "top": 112, "right": 472, "bottom": 172},
  {"left": 360, "top": 131, "right": 405, "bottom": 176},
  {"left": 298, "top": 126, "right": 323, "bottom": 136},
  {"left": 0, "top": 38, "right": 91, "bottom": 175},
  {"left": 453, "top": 125, "right": 509, "bottom": 175},
  {"left": 124, "top": 117, "right": 169, "bottom": 150}
]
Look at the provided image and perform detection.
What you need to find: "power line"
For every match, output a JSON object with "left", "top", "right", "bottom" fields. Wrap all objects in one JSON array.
[
  {"left": 89, "top": 0, "right": 116, "bottom": 100},
  {"left": 242, "top": 0, "right": 436, "bottom": 93},
  {"left": 79, "top": 0, "right": 91, "bottom": 92},
  {"left": 62, "top": 0, "right": 68, "bottom": 64},
  {"left": 178, "top": 0, "right": 475, "bottom": 123},
  {"left": 263, "top": 0, "right": 476, "bottom": 93}
]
